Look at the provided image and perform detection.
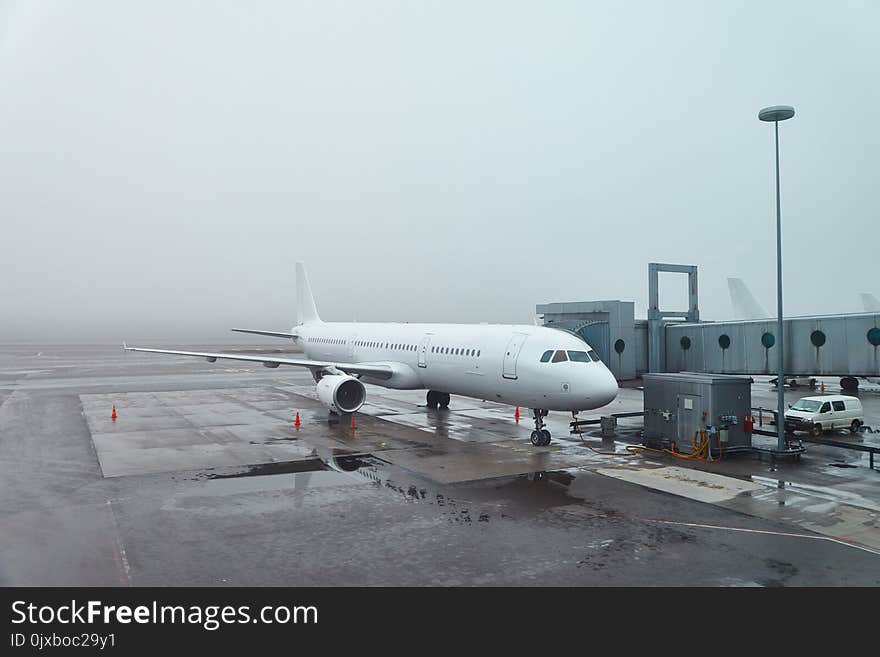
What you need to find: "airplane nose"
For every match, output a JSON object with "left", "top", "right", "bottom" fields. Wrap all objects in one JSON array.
[{"left": 595, "top": 368, "right": 619, "bottom": 407}]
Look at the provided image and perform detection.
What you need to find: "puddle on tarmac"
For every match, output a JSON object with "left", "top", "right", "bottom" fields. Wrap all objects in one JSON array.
[{"left": 204, "top": 458, "right": 328, "bottom": 479}]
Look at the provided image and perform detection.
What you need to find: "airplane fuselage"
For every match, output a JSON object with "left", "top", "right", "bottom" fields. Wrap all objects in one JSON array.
[{"left": 296, "top": 321, "right": 619, "bottom": 412}]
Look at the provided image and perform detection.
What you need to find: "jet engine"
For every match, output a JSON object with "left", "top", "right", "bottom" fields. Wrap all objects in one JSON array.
[{"left": 316, "top": 374, "right": 366, "bottom": 414}]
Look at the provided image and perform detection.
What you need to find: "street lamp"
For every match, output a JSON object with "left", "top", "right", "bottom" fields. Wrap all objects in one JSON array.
[{"left": 759, "top": 104, "right": 795, "bottom": 451}]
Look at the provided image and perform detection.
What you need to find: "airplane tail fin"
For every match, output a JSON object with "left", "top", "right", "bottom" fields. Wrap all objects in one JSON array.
[
  {"left": 728, "top": 278, "right": 770, "bottom": 320},
  {"left": 861, "top": 293, "right": 880, "bottom": 313},
  {"left": 296, "top": 262, "right": 322, "bottom": 325}
]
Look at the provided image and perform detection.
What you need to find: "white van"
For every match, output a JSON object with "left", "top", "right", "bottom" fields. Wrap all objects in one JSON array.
[{"left": 784, "top": 395, "right": 864, "bottom": 436}]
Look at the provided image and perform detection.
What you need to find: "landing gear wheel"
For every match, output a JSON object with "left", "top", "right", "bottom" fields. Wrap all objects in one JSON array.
[
  {"left": 811, "top": 423, "right": 823, "bottom": 437},
  {"left": 426, "top": 390, "right": 439, "bottom": 409},
  {"left": 529, "top": 409, "right": 551, "bottom": 446},
  {"left": 540, "top": 429, "right": 551, "bottom": 446},
  {"left": 439, "top": 393, "right": 450, "bottom": 409},
  {"left": 530, "top": 430, "right": 550, "bottom": 446},
  {"left": 851, "top": 420, "right": 862, "bottom": 434}
]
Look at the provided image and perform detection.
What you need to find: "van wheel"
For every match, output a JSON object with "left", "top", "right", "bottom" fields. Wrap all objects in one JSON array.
[
  {"left": 811, "top": 424, "right": 823, "bottom": 437},
  {"left": 851, "top": 420, "right": 861, "bottom": 434}
]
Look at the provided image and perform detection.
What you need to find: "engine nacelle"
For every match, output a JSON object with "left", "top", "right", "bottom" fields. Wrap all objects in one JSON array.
[{"left": 316, "top": 374, "right": 366, "bottom": 414}]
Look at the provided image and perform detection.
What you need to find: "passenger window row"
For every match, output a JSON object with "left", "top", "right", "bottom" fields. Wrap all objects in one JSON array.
[
  {"left": 431, "top": 346, "right": 480, "bottom": 357},
  {"left": 310, "top": 337, "right": 482, "bottom": 358},
  {"left": 353, "top": 340, "right": 418, "bottom": 351},
  {"left": 539, "top": 349, "right": 601, "bottom": 363}
]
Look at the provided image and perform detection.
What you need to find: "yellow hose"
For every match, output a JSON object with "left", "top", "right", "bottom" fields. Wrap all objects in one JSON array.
[{"left": 581, "top": 428, "right": 723, "bottom": 462}]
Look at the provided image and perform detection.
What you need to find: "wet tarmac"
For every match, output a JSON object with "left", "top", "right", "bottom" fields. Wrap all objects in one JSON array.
[{"left": 1, "top": 343, "right": 878, "bottom": 586}]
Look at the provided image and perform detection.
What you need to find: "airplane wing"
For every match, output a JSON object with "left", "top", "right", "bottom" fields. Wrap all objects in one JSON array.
[
  {"left": 122, "top": 345, "right": 393, "bottom": 380},
  {"left": 231, "top": 328, "right": 298, "bottom": 339}
]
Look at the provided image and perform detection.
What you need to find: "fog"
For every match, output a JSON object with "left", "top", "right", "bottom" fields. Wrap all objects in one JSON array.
[{"left": 2, "top": 1, "right": 878, "bottom": 343}]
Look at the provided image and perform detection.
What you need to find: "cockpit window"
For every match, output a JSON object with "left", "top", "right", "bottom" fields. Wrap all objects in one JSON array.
[
  {"left": 567, "top": 351, "right": 590, "bottom": 362},
  {"left": 551, "top": 350, "right": 568, "bottom": 363},
  {"left": 540, "top": 350, "right": 553, "bottom": 363},
  {"left": 588, "top": 350, "right": 600, "bottom": 362}
]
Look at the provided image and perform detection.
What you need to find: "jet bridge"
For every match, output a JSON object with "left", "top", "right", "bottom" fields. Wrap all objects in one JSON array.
[
  {"left": 535, "top": 300, "right": 637, "bottom": 380},
  {"left": 664, "top": 313, "right": 880, "bottom": 382},
  {"left": 537, "top": 263, "right": 879, "bottom": 386}
]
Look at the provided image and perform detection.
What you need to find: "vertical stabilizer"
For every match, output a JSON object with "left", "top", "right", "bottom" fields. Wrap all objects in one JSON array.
[
  {"left": 862, "top": 293, "right": 880, "bottom": 313},
  {"left": 296, "top": 262, "right": 322, "bottom": 325},
  {"left": 728, "top": 278, "right": 770, "bottom": 320}
]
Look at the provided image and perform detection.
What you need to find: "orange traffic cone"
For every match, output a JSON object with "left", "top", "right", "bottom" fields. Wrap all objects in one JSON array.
[
  {"left": 350, "top": 414, "right": 356, "bottom": 430},
  {"left": 514, "top": 406, "right": 520, "bottom": 421},
  {"left": 111, "top": 405, "right": 117, "bottom": 420},
  {"left": 294, "top": 411, "right": 301, "bottom": 427}
]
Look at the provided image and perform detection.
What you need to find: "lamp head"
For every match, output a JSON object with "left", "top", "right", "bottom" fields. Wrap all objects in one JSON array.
[{"left": 759, "top": 105, "right": 795, "bottom": 122}]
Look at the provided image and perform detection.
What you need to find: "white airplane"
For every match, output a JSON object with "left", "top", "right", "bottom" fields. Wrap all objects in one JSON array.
[{"left": 125, "top": 263, "right": 619, "bottom": 446}]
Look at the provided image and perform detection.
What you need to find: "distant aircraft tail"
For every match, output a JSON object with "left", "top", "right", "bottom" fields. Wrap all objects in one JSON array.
[
  {"left": 862, "top": 293, "right": 880, "bottom": 313},
  {"left": 296, "top": 262, "right": 322, "bottom": 325},
  {"left": 728, "top": 278, "right": 770, "bottom": 320}
]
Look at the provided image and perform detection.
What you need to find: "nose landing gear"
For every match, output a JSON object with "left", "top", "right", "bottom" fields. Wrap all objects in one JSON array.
[{"left": 530, "top": 409, "right": 551, "bottom": 446}]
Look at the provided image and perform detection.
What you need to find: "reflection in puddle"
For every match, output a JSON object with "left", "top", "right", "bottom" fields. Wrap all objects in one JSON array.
[{"left": 204, "top": 458, "right": 328, "bottom": 479}]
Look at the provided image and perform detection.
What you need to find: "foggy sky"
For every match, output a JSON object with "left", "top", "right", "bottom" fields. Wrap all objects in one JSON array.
[{"left": 2, "top": 1, "right": 878, "bottom": 342}]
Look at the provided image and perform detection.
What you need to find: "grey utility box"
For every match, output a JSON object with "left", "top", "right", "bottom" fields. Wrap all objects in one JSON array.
[{"left": 642, "top": 372, "right": 752, "bottom": 453}]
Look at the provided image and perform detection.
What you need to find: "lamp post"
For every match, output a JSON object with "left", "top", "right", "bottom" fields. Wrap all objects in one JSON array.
[{"left": 758, "top": 105, "right": 795, "bottom": 451}]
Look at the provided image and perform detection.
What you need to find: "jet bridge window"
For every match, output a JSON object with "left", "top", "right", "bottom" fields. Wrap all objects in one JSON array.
[
  {"left": 551, "top": 350, "right": 568, "bottom": 363},
  {"left": 540, "top": 350, "right": 553, "bottom": 363}
]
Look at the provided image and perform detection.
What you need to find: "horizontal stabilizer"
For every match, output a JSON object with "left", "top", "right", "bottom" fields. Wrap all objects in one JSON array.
[{"left": 231, "top": 328, "right": 297, "bottom": 339}]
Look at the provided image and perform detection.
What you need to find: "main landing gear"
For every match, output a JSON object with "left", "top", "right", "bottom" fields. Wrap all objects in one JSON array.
[
  {"left": 530, "top": 409, "right": 551, "bottom": 446},
  {"left": 426, "top": 390, "right": 450, "bottom": 409}
]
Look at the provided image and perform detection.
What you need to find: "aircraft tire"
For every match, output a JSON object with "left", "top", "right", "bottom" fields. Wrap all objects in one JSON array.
[{"left": 426, "top": 391, "right": 439, "bottom": 409}]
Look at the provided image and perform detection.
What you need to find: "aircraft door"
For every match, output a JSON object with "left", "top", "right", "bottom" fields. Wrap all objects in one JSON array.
[
  {"left": 418, "top": 336, "right": 432, "bottom": 368},
  {"left": 502, "top": 333, "right": 529, "bottom": 380}
]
